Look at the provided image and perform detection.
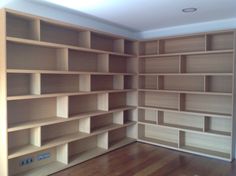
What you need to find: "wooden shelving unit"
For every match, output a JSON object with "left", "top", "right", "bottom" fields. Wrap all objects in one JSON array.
[
  {"left": 0, "top": 9, "right": 138, "bottom": 176},
  {"left": 138, "top": 30, "right": 236, "bottom": 161},
  {"left": 0, "top": 8, "right": 235, "bottom": 176}
]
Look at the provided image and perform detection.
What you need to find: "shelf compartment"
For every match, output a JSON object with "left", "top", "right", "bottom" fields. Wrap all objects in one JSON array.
[
  {"left": 183, "top": 53, "right": 233, "bottom": 73},
  {"left": 91, "top": 32, "right": 124, "bottom": 53},
  {"left": 7, "top": 97, "right": 67, "bottom": 129},
  {"left": 139, "top": 56, "right": 179, "bottom": 73},
  {"left": 124, "top": 40, "right": 138, "bottom": 55},
  {"left": 109, "top": 92, "right": 137, "bottom": 110},
  {"left": 90, "top": 113, "right": 118, "bottom": 133},
  {"left": 161, "top": 75, "right": 204, "bottom": 92},
  {"left": 204, "top": 75, "right": 232, "bottom": 93},
  {"left": 8, "top": 128, "right": 41, "bottom": 158},
  {"left": 182, "top": 94, "right": 232, "bottom": 115},
  {"left": 68, "top": 49, "right": 108, "bottom": 72},
  {"left": 123, "top": 109, "right": 137, "bottom": 124},
  {"left": 108, "top": 125, "right": 136, "bottom": 148},
  {"left": 41, "top": 74, "right": 80, "bottom": 94},
  {"left": 139, "top": 40, "right": 158, "bottom": 55},
  {"left": 124, "top": 75, "right": 137, "bottom": 89},
  {"left": 179, "top": 131, "right": 231, "bottom": 159},
  {"left": 139, "top": 91, "right": 179, "bottom": 110},
  {"left": 69, "top": 93, "right": 108, "bottom": 117},
  {"left": 6, "top": 12, "right": 39, "bottom": 40},
  {"left": 158, "top": 111, "right": 203, "bottom": 132},
  {"left": 7, "top": 41, "right": 68, "bottom": 71},
  {"left": 139, "top": 75, "right": 157, "bottom": 89},
  {"left": 138, "top": 108, "right": 157, "bottom": 124},
  {"left": 159, "top": 35, "right": 205, "bottom": 54},
  {"left": 41, "top": 120, "right": 82, "bottom": 145},
  {"left": 68, "top": 134, "right": 107, "bottom": 164},
  {"left": 9, "top": 145, "right": 68, "bottom": 176},
  {"left": 206, "top": 32, "right": 234, "bottom": 51},
  {"left": 109, "top": 55, "right": 137, "bottom": 73},
  {"left": 41, "top": 21, "right": 90, "bottom": 47},
  {"left": 138, "top": 123, "right": 179, "bottom": 148},
  {"left": 7, "top": 73, "right": 40, "bottom": 96},
  {"left": 91, "top": 75, "right": 123, "bottom": 91},
  {"left": 204, "top": 116, "right": 231, "bottom": 136}
]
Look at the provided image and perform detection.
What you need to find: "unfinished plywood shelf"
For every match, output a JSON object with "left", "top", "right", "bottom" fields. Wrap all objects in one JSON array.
[
  {"left": 138, "top": 30, "right": 235, "bottom": 161},
  {"left": 0, "top": 9, "right": 138, "bottom": 176}
]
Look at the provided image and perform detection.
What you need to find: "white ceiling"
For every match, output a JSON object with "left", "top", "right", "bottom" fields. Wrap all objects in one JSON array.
[{"left": 32, "top": 0, "right": 236, "bottom": 32}]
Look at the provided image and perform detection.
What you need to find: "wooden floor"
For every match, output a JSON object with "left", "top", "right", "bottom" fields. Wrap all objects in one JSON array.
[{"left": 52, "top": 142, "right": 236, "bottom": 176}]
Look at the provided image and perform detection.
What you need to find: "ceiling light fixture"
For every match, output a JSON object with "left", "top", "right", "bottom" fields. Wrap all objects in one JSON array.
[{"left": 182, "top": 8, "right": 197, "bottom": 13}]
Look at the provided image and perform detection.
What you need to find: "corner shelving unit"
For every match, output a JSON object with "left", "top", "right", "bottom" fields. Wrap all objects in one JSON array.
[
  {"left": 0, "top": 7, "right": 235, "bottom": 176},
  {"left": 138, "top": 30, "right": 236, "bottom": 161},
  {"left": 0, "top": 9, "right": 138, "bottom": 176}
]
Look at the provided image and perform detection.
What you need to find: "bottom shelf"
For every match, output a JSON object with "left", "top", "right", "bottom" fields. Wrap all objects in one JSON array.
[
  {"left": 180, "top": 145, "right": 230, "bottom": 160},
  {"left": 138, "top": 136, "right": 178, "bottom": 149},
  {"left": 138, "top": 123, "right": 231, "bottom": 161}
]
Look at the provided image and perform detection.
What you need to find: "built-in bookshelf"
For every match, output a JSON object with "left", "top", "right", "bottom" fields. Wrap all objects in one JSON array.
[
  {"left": 0, "top": 7, "right": 235, "bottom": 176},
  {"left": 138, "top": 31, "right": 236, "bottom": 161},
  {"left": 0, "top": 9, "right": 138, "bottom": 176}
]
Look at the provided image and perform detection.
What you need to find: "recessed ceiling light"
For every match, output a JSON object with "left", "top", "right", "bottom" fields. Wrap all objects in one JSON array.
[{"left": 182, "top": 8, "right": 197, "bottom": 13}]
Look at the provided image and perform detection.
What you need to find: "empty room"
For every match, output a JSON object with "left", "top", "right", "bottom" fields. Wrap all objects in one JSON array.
[{"left": 0, "top": 0, "right": 236, "bottom": 175}]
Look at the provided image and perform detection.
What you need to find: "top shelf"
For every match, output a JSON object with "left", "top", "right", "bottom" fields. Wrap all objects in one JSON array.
[
  {"left": 5, "top": 10, "right": 138, "bottom": 56},
  {"left": 139, "top": 49, "right": 234, "bottom": 58},
  {"left": 139, "top": 31, "right": 235, "bottom": 56}
]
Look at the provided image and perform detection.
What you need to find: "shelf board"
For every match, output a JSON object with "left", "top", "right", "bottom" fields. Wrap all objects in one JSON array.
[
  {"left": 8, "top": 144, "right": 40, "bottom": 159},
  {"left": 138, "top": 106, "right": 232, "bottom": 119},
  {"left": 7, "top": 69, "right": 137, "bottom": 76},
  {"left": 109, "top": 137, "right": 136, "bottom": 150},
  {"left": 139, "top": 120, "right": 157, "bottom": 125},
  {"left": 138, "top": 89, "right": 232, "bottom": 96},
  {"left": 139, "top": 49, "right": 234, "bottom": 58},
  {"left": 8, "top": 116, "right": 66, "bottom": 132},
  {"left": 138, "top": 136, "right": 178, "bottom": 148},
  {"left": 91, "top": 121, "right": 136, "bottom": 135},
  {"left": 7, "top": 37, "right": 137, "bottom": 58},
  {"left": 180, "top": 145, "right": 230, "bottom": 160},
  {"left": 7, "top": 89, "right": 137, "bottom": 101},
  {"left": 69, "top": 147, "right": 107, "bottom": 164},
  {"left": 139, "top": 73, "right": 233, "bottom": 76}
]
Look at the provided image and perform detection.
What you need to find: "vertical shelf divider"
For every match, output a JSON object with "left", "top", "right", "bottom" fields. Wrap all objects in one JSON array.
[
  {"left": 32, "top": 18, "right": 40, "bottom": 41},
  {"left": 79, "top": 31, "right": 91, "bottom": 48},
  {"left": 178, "top": 93, "right": 185, "bottom": 111},
  {"left": 30, "top": 73, "right": 41, "bottom": 95},
  {"left": 114, "top": 39, "right": 124, "bottom": 53},
  {"left": 79, "top": 74, "right": 91, "bottom": 91},
  {"left": 57, "top": 144, "right": 69, "bottom": 164},
  {"left": 30, "top": 127, "right": 41, "bottom": 147},
  {"left": 157, "top": 76, "right": 164, "bottom": 90},
  {"left": 57, "top": 96, "right": 69, "bottom": 118},
  {"left": 179, "top": 55, "right": 186, "bottom": 73},
  {"left": 79, "top": 117, "right": 91, "bottom": 133},
  {"left": 157, "top": 111, "right": 164, "bottom": 125},
  {"left": 56, "top": 48, "right": 69, "bottom": 71},
  {"left": 113, "top": 111, "right": 124, "bottom": 125},
  {"left": 97, "top": 132, "right": 109, "bottom": 150}
]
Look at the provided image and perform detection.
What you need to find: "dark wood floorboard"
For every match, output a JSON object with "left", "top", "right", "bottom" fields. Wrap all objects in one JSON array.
[{"left": 52, "top": 142, "right": 236, "bottom": 176}]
